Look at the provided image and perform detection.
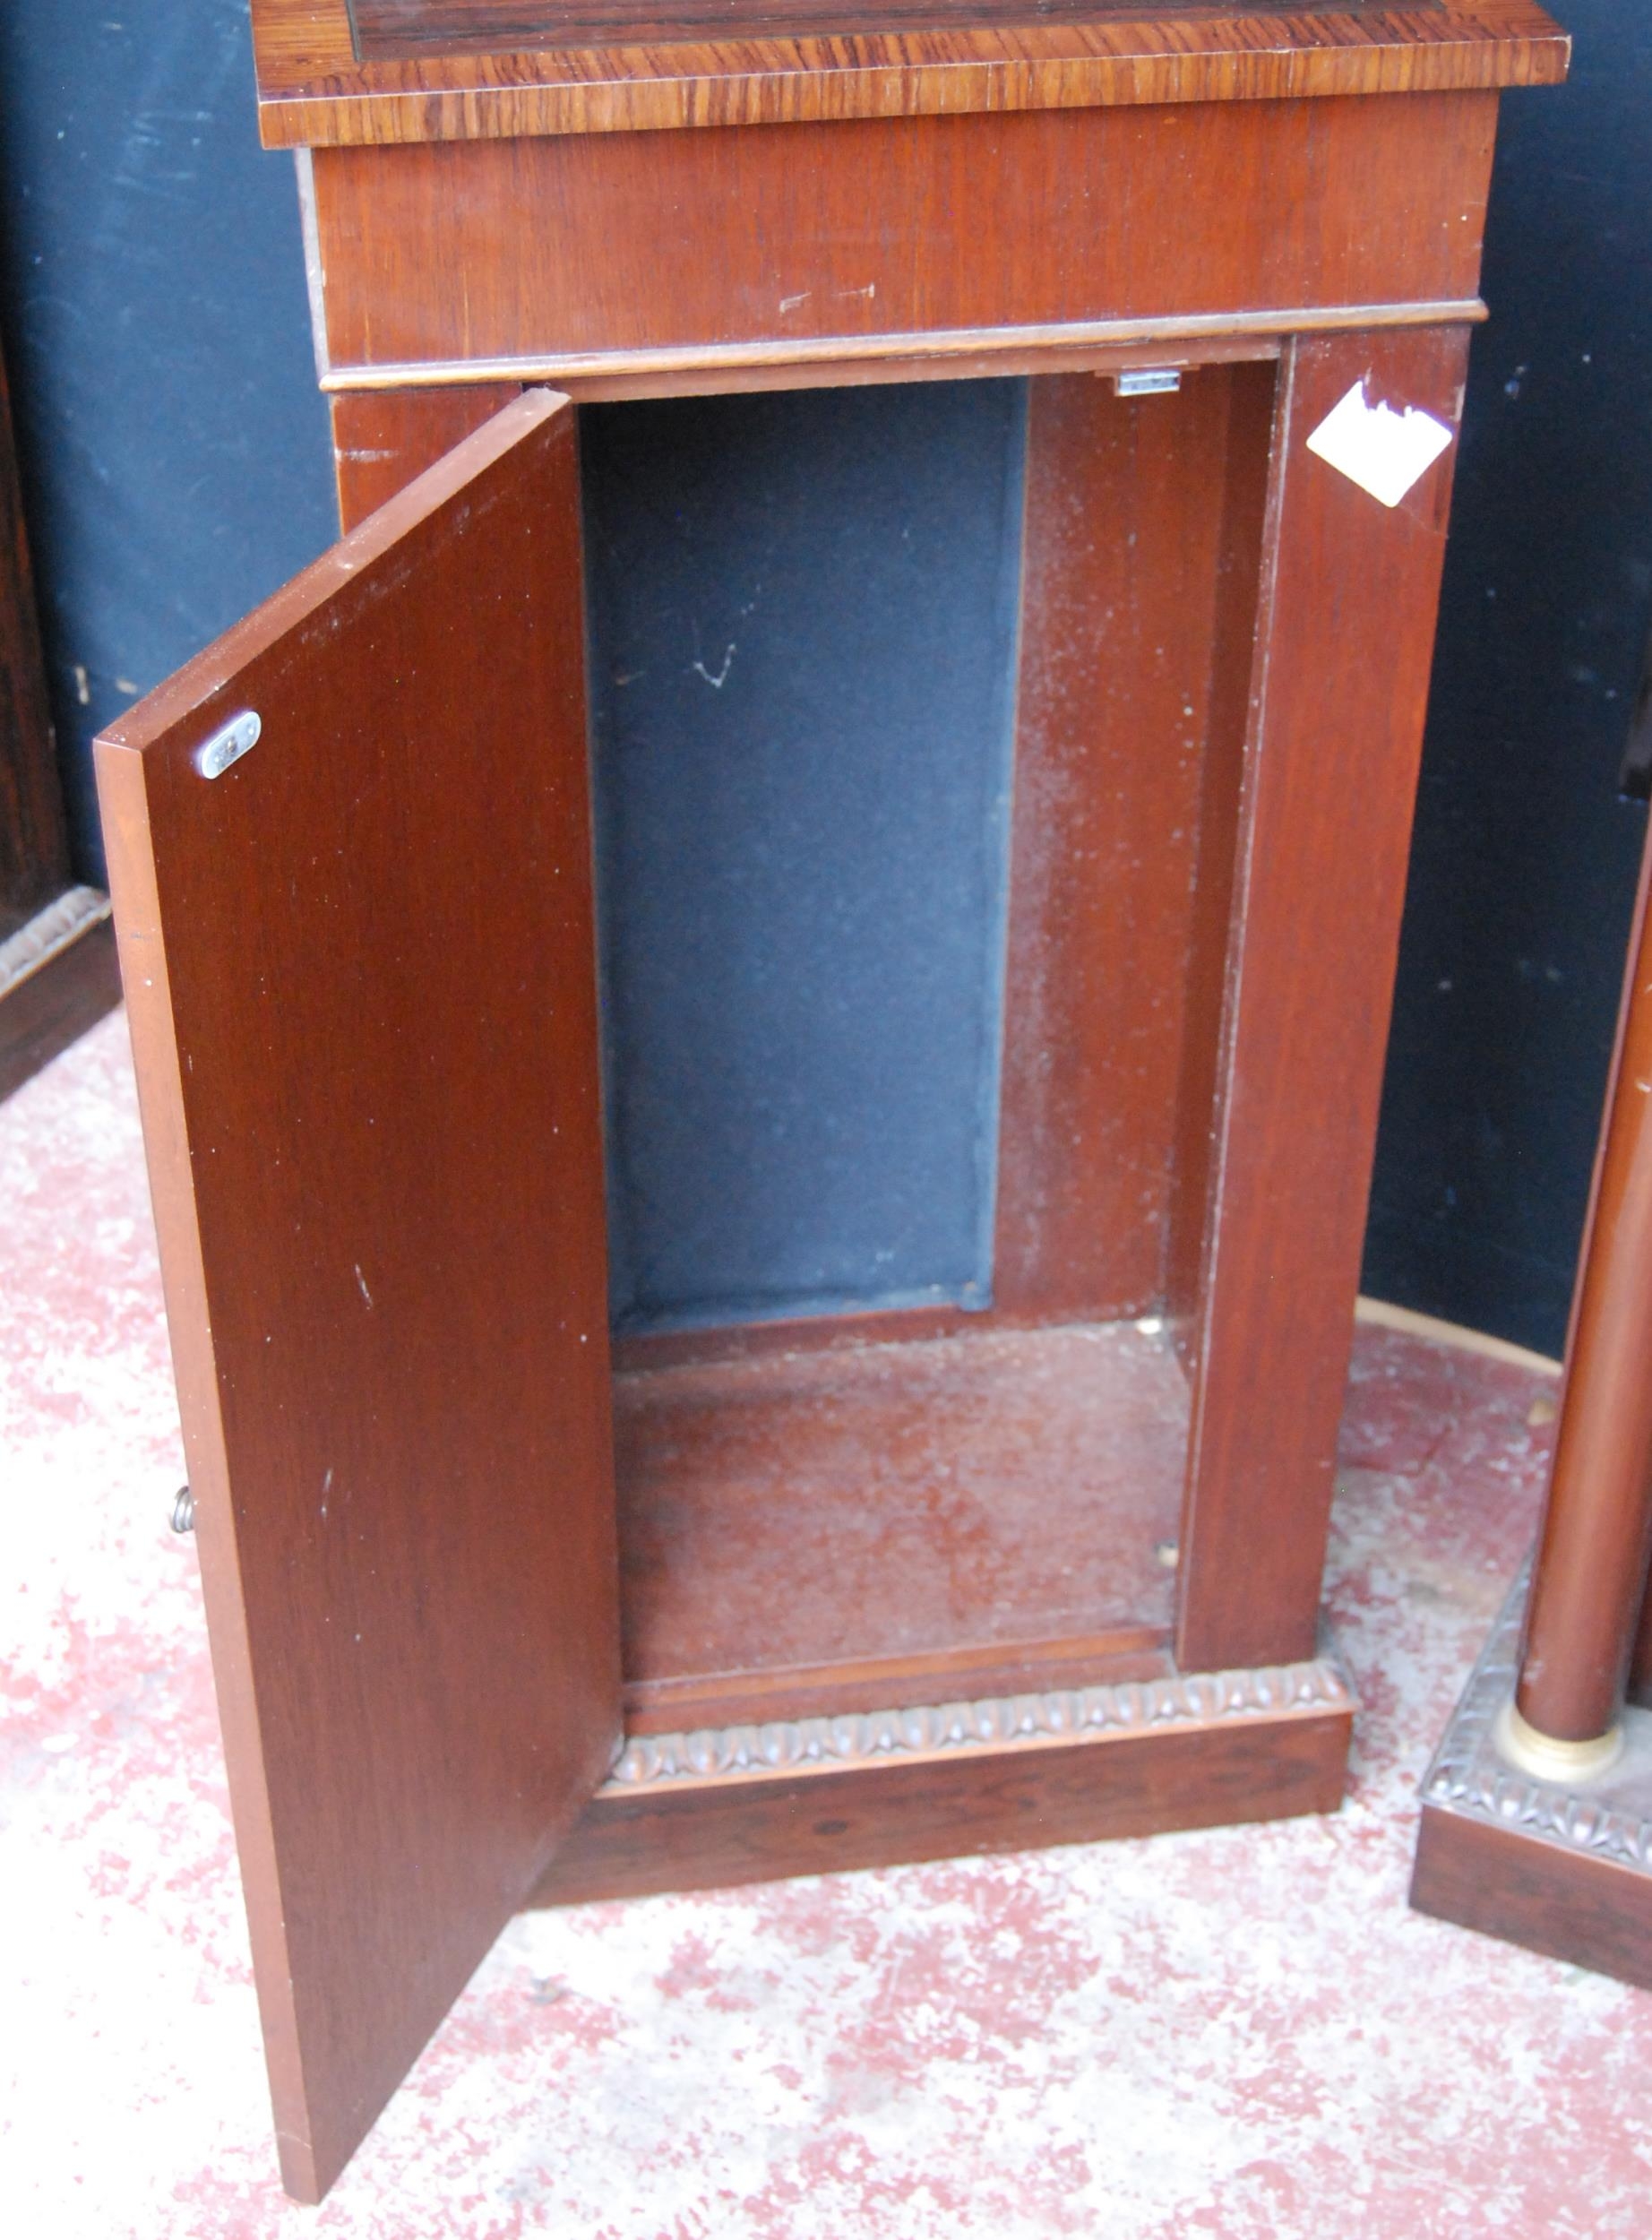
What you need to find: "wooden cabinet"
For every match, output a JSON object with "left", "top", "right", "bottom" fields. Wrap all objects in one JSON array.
[{"left": 95, "top": 0, "right": 1567, "bottom": 2200}]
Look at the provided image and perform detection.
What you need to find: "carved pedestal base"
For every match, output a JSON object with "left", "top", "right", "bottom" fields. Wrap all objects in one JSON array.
[
  {"left": 0, "top": 887, "right": 120, "bottom": 1103},
  {"left": 1411, "top": 1559, "right": 1652, "bottom": 1988},
  {"left": 536, "top": 1651, "right": 1355, "bottom": 1905}
]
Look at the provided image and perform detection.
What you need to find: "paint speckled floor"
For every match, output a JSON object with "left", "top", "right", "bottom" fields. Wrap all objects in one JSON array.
[{"left": 5, "top": 1011, "right": 1652, "bottom": 2238}]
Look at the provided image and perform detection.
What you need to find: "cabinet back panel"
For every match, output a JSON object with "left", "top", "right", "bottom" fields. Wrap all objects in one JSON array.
[{"left": 583, "top": 381, "right": 1024, "bottom": 1332}]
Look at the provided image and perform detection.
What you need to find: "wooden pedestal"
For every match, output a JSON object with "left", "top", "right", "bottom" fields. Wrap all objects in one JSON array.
[
  {"left": 94, "top": 0, "right": 1566, "bottom": 2201},
  {"left": 1414, "top": 1563, "right": 1652, "bottom": 1989},
  {"left": 1412, "top": 739, "right": 1652, "bottom": 1989}
]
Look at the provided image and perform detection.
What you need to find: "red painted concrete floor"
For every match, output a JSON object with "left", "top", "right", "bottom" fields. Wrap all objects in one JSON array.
[{"left": 6, "top": 1011, "right": 1652, "bottom": 2238}]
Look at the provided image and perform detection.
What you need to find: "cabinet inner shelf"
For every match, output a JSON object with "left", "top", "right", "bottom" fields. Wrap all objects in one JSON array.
[{"left": 614, "top": 1315, "right": 1188, "bottom": 1732}]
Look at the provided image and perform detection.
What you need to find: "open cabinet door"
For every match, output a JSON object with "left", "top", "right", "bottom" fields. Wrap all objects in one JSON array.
[{"left": 94, "top": 391, "right": 620, "bottom": 2201}]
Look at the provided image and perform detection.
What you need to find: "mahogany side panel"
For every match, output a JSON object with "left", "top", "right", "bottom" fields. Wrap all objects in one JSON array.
[
  {"left": 307, "top": 94, "right": 1500, "bottom": 382},
  {"left": 994, "top": 368, "right": 1231, "bottom": 1321},
  {"left": 1175, "top": 324, "right": 1471, "bottom": 1674},
  {"left": 330, "top": 382, "right": 522, "bottom": 529},
  {"left": 247, "top": 0, "right": 1569, "bottom": 145},
  {"left": 94, "top": 393, "right": 621, "bottom": 2203}
]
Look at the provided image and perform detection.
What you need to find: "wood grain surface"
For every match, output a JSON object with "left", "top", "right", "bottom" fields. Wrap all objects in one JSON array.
[
  {"left": 1520, "top": 830, "right": 1652, "bottom": 1740},
  {"left": 1165, "top": 358, "right": 1276, "bottom": 1372},
  {"left": 536, "top": 1667, "right": 1353, "bottom": 1901},
  {"left": 1413, "top": 1563, "right": 1652, "bottom": 1989},
  {"left": 329, "top": 381, "right": 521, "bottom": 529},
  {"left": 94, "top": 392, "right": 621, "bottom": 2201},
  {"left": 108, "top": 3, "right": 1569, "bottom": 2193},
  {"left": 306, "top": 93, "right": 1501, "bottom": 385},
  {"left": 0, "top": 909, "right": 120, "bottom": 1103},
  {"left": 248, "top": 0, "right": 1568, "bottom": 144},
  {"left": 1174, "top": 325, "right": 1472, "bottom": 1674},
  {"left": 613, "top": 1320, "right": 1186, "bottom": 1727},
  {"left": 994, "top": 368, "right": 1234, "bottom": 1322},
  {"left": 353, "top": 0, "right": 1451, "bottom": 52},
  {"left": 1413, "top": 1803, "right": 1652, "bottom": 1993},
  {"left": 623, "top": 1630, "right": 1180, "bottom": 1735}
]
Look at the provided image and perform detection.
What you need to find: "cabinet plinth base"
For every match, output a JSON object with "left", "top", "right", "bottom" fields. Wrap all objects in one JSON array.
[
  {"left": 0, "top": 890, "right": 120, "bottom": 1104},
  {"left": 1412, "top": 1562, "right": 1652, "bottom": 1989},
  {"left": 532, "top": 1651, "right": 1354, "bottom": 1904}
]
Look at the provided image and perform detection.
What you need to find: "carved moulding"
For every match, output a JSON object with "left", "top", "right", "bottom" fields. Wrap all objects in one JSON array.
[
  {"left": 1413, "top": 1552, "right": 1652, "bottom": 1991},
  {"left": 606, "top": 1652, "right": 1356, "bottom": 1793},
  {"left": 1420, "top": 1556, "right": 1652, "bottom": 1871},
  {"left": 0, "top": 884, "right": 109, "bottom": 999}
]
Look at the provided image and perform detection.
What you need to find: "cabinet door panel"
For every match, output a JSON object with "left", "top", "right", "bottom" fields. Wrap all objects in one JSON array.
[{"left": 94, "top": 391, "right": 619, "bottom": 2202}]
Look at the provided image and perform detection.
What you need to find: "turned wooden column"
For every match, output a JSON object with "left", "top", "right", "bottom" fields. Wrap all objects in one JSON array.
[
  {"left": 1506, "top": 837, "right": 1652, "bottom": 1771},
  {"left": 1413, "top": 819, "right": 1652, "bottom": 1982}
]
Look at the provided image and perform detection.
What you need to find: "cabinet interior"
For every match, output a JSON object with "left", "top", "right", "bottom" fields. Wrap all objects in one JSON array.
[{"left": 581, "top": 362, "right": 1275, "bottom": 1730}]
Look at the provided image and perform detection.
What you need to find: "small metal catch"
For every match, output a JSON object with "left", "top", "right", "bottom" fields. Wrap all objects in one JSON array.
[
  {"left": 1114, "top": 368, "right": 1183, "bottom": 397},
  {"left": 170, "top": 1486, "right": 196, "bottom": 1534},
  {"left": 195, "top": 709, "right": 261, "bottom": 779}
]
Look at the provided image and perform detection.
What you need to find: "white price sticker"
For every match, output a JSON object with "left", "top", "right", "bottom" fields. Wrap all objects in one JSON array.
[{"left": 1305, "top": 381, "right": 1455, "bottom": 509}]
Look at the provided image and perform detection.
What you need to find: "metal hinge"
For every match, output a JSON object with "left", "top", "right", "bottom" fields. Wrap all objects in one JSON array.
[{"left": 1114, "top": 368, "right": 1183, "bottom": 398}]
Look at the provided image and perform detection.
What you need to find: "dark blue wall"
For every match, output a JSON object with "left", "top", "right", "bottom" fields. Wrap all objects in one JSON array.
[
  {"left": 0, "top": 3, "right": 335, "bottom": 881},
  {"left": 583, "top": 384, "right": 1024, "bottom": 1332},
  {"left": 4, "top": 3, "right": 1648, "bottom": 1355}
]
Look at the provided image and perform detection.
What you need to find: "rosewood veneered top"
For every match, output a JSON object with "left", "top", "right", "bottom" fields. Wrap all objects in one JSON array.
[{"left": 251, "top": 0, "right": 1568, "bottom": 142}]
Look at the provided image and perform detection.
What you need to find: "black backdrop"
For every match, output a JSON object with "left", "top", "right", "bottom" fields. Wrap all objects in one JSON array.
[
  {"left": 3, "top": 2, "right": 1648, "bottom": 1357},
  {"left": 1362, "top": 7, "right": 1652, "bottom": 1353}
]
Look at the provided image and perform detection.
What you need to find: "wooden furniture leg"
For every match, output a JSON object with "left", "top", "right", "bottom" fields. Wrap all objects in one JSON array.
[
  {"left": 1412, "top": 826, "right": 1652, "bottom": 1982},
  {"left": 1175, "top": 325, "right": 1469, "bottom": 1675}
]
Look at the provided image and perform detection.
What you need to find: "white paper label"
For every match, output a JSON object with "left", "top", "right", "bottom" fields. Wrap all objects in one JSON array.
[{"left": 1304, "top": 380, "right": 1454, "bottom": 509}]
